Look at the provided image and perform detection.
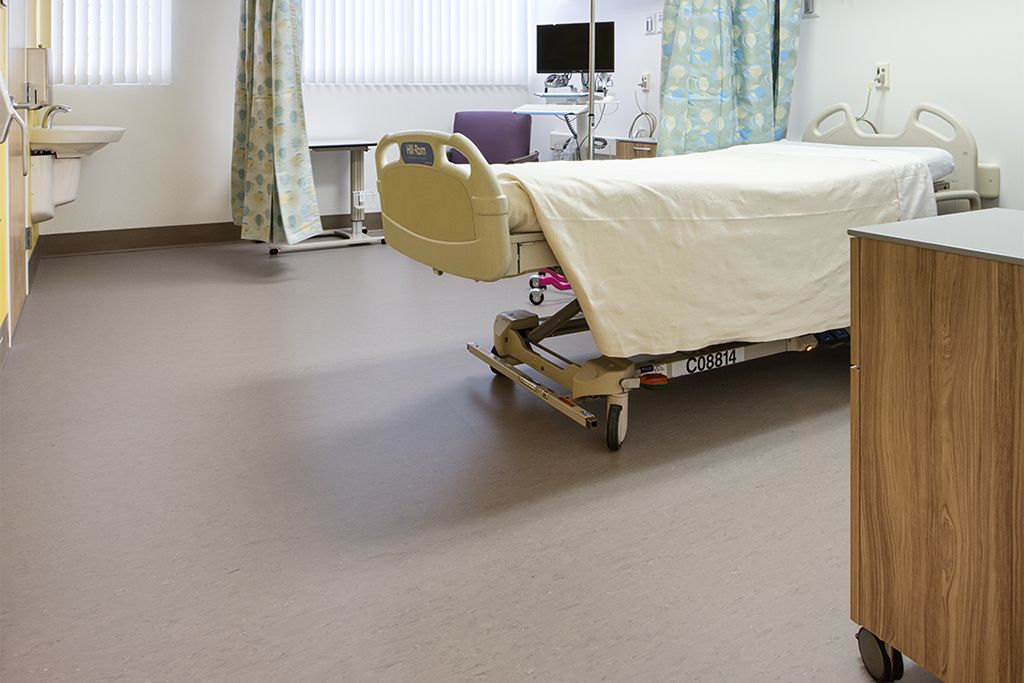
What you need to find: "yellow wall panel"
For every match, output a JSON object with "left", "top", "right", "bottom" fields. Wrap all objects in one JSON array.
[{"left": 1, "top": 6, "right": 10, "bottom": 329}]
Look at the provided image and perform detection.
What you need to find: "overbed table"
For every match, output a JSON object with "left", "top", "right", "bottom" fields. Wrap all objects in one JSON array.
[{"left": 269, "top": 138, "right": 383, "bottom": 255}]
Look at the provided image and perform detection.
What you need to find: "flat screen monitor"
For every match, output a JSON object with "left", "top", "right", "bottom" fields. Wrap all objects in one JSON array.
[{"left": 536, "top": 22, "right": 615, "bottom": 74}]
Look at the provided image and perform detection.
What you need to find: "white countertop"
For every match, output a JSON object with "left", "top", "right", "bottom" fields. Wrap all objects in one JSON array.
[
  {"left": 849, "top": 209, "right": 1024, "bottom": 266},
  {"left": 514, "top": 103, "right": 588, "bottom": 116},
  {"left": 309, "top": 139, "right": 377, "bottom": 150}
]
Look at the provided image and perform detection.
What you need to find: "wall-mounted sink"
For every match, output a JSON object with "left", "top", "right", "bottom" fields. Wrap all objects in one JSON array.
[
  {"left": 29, "top": 124, "right": 127, "bottom": 223},
  {"left": 30, "top": 125, "right": 126, "bottom": 158}
]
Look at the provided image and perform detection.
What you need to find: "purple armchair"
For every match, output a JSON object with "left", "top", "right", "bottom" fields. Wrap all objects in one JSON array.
[{"left": 447, "top": 111, "right": 539, "bottom": 165}]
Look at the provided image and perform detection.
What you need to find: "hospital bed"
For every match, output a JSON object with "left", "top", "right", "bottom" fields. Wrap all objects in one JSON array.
[{"left": 375, "top": 104, "right": 990, "bottom": 450}]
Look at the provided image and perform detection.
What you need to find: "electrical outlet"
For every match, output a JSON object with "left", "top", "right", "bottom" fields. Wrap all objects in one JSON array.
[
  {"left": 550, "top": 131, "right": 571, "bottom": 150},
  {"left": 640, "top": 73, "right": 651, "bottom": 92},
  {"left": 644, "top": 13, "right": 663, "bottom": 35},
  {"left": 874, "top": 63, "right": 891, "bottom": 89}
]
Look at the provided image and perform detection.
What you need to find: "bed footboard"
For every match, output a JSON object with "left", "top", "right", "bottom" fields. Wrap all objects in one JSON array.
[{"left": 376, "top": 130, "right": 513, "bottom": 282}]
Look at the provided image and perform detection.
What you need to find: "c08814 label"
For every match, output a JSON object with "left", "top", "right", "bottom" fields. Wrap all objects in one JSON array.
[{"left": 680, "top": 348, "right": 744, "bottom": 376}]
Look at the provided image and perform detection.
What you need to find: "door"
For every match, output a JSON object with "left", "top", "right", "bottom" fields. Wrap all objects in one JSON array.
[{"left": 6, "top": 0, "right": 28, "bottom": 331}]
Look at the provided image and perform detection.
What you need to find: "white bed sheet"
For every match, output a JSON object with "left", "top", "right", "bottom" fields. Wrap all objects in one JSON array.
[
  {"left": 776, "top": 140, "right": 955, "bottom": 182},
  {"left": 494, "top": 143, "right": 938, "bottom": 358},
  {"left": 498, "top": 140, "right": 950, "bottom": 234}
]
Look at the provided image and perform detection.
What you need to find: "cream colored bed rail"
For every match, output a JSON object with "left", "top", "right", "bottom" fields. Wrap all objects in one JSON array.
[
  {"left": 376, "top": 130, "right": 512, "bottom": 282},
  {"left": 803, "top": 102, "right": 980, "bottom": 198}
]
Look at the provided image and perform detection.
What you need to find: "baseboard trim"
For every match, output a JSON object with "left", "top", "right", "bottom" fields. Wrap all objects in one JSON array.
[
  {"left": 38, "top": 222, "right": 243, "bottom": 257},
  {"left": 28, "top": 244, "right": 42, "bottom": 287},
  {"left": 37, "top": 213, "right": 382, "bottom": 257},
  {"left": 0, "top": 315, "right": 9, "bottom": 371}
]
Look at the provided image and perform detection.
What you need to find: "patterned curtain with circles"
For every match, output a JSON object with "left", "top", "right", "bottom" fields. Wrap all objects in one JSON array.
[
  {"left": 658, "top": 0, "right": 802, "bottom": 156},
  {"left": 232, "top": 0, "right": 321, "bottom": 245}
]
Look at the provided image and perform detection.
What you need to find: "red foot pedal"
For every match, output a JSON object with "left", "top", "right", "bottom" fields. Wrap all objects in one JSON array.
[{"left": 640, "top": 373, "right": 669, "bottom": 390}]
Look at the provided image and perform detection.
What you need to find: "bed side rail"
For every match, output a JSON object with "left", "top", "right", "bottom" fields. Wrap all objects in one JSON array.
[
  {"left": 376, "top": 130, "right": 512, "bottom": 282},
  {"left": 803, "top": 102, "right": 982, "bottom": 197}
]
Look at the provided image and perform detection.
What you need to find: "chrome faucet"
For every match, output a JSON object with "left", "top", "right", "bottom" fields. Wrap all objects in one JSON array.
[{"left": 41, "top": 104, "right": 72, "bottom": 129}]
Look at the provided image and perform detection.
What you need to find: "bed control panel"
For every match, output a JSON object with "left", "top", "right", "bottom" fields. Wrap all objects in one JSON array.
[{"left": 814, "top": 328, "right": 851, "bottom": 346}]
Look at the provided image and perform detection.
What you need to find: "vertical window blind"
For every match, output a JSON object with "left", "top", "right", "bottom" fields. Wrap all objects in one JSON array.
[
  {"left": 302, "top": 0, "right": 527, "bottom": 86},
  {"left": 51, "top": 0, "right": 173, "bottom": 85}
]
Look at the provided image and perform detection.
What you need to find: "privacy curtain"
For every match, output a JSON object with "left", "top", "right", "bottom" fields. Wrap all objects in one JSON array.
[
  {"left": 232, "top": 0, "right": 321, "bottom": 245},
  {"left": 658, "top": 0, "right": 802, "bottom": 155}
]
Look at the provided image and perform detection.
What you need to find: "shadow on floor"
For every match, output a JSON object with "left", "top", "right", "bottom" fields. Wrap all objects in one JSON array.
[{"left": 212, "top": 343, "right": 854, "bottom": 547}]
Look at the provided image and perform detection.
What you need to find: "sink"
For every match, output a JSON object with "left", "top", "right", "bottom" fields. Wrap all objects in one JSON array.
[
  {"left": 29, "top": 124, "right": 126, "bottom": 223},
  {"left": 30, "top": 124, "right": 126, "bottom": 158}
]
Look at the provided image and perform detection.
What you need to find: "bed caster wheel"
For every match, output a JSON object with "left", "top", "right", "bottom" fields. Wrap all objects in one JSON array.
[
  {"left": 489, "top": 347, "right": 504, "bottom": 377},
  {"left": 857, "top": 628, "right": 904, "bottom": 682},
  {"left": 529, "top": 289, "right": 545, "bottom": 305},
  {"left": 269, "top": 248, "right": 280, "bottom": 256},
  {"left": 606, "top": 404, "right": 625, "bottom": 451}
]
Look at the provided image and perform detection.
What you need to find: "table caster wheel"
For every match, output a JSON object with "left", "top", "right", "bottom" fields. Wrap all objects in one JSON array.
[
  {"left": 857, "top": 628, "right": 904, "bottom": 682},
  {"left": 269, "top": 248, "right": 280, "bottom": 256},
  {"left": 606, "top": 404, "right": 624, "bottom": 451},
  {"left": 529, "top": 289, "right": 545, "bottom": 305},
  {"left": 529, "top": 276, "right": 545, "bottom": 289}
]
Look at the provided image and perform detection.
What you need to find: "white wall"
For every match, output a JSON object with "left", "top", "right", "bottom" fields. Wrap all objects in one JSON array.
[
  {"left": 303, "top": 85, "right": 526, "bottom": 216},
  {"left": 45, "top": 1, "right": 527, "bottom": 235},
  {"left": 530, "top": 0, "right": 1024, "bottom": 210},
  {"left": 45, "top": 1, "right": 238, "bottom": 234},
  {"left": 788, "top": 0, "right": 1024, "bottom": 209},
  {"left": 529, "top": 0, "right": 664, "bottom": 160},
  {"left": 45, "top": 0, "right": 1023, "bottom": 235}
]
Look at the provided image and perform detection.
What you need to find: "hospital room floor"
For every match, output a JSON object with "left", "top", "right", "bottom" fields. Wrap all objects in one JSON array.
[{"left": 0, "top": 243, "right": 938, "bottom": 682}]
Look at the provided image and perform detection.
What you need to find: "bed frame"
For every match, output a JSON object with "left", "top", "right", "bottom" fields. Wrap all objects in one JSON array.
[{"left": 375, "top": 104, "right": 989, "bottom": 451}]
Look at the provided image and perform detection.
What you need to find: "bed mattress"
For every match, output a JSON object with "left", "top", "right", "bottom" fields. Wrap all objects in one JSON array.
[
  {"left": 496, "top": 140, "right": 952, "bottom": 235},
  {"left": 492, "top": 141, "right": 941, "bottom": 358}
]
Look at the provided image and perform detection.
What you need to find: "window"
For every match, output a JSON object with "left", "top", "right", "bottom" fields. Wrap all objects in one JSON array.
[
  {"left": 51, "top": 0, "right": 172, "bottom": 85},
  {"left": 302, "top": 0, "right": 527, "bottom": 86}
]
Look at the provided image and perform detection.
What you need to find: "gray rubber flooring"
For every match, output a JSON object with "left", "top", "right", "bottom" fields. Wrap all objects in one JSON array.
[{"left": 0, "top": 242, "right": 938, "bottom": 682}]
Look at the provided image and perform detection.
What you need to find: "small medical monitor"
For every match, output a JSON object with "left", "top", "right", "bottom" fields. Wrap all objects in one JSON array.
[{"left": 536, "top": 22, "right": 615, "bottom": 74}]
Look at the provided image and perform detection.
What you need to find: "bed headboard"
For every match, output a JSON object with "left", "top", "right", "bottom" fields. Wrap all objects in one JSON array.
[
  {"left": 803, "top": 103, "right": 979, "bottom": 194},
  {"left": 376, "top": 130, "right": 511, "bottom": 282}
]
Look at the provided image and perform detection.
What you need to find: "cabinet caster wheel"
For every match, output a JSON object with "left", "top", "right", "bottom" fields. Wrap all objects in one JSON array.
[
  {"left": 606, "top": 404, "right": 624, "bottom": 451},
  {"left": 269, "top": 248, "right": 280, "bottom": 256},
  {"left": 529, "top": 289, "right": 545, "bottom": 305},
  {"left": 857, "top": 628, "right": 904, "bottom": 682}
]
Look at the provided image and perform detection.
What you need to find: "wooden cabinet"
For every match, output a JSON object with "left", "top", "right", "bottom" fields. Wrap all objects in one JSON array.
[
  {"left": 615, "top": 138, "right": 657, "bottom": 160},
  {"left": 849, "top": 209, "right": 1024, "bottom": 683}
]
